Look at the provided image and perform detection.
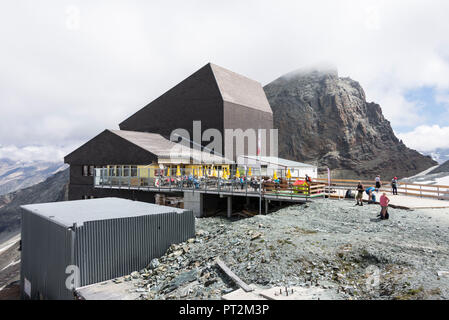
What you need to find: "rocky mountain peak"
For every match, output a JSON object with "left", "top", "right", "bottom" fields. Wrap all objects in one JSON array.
[{"left": 264, "top": 69, "right": 437, "bottom": 179}]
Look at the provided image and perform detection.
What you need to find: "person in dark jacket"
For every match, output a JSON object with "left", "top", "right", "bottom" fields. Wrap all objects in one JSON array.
[
  {"left": 391, "top": 177, "right": 398, "bottom": 195},
  {"left": 356, "top": 181, "right": 364, "bottom": 206}
]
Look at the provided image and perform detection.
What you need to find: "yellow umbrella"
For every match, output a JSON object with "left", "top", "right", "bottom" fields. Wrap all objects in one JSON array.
[
  {"left": 273, "top": 170, "right": 278, "bottom": 180},
  {"left": 167, "top": 167, "right": 170, "bottom": 176},
  {"left": 198, "top": 167, "right": 203, "bottom": 177},
  {"left": 286, "top": 169, "right": 292, "bottom": 179},
  {"left": 235, "top": 169, "right": 240, "bottom": 178},
  {"left": 248, "top": 167, "right": 252, "bottom": 176},
  {"left": 193, "top": 168, "right": 197, "bottom": 176},
  {"left": 213, "top": 166, "right": 218, "bottom": 177},
  {"left": 176, "top": 165, "right": 181, "bottom": 177}
]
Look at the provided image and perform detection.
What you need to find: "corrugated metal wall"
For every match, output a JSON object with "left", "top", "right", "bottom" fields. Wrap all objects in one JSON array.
[
  {"left": 20, "top": 210, "right": 74, "bottom": 300},
  {"left": 74, "top": 211, "right": 195, "bottom": 286},
  {"left": 21, "top": 208, "right": 195, "bottom": 300}
]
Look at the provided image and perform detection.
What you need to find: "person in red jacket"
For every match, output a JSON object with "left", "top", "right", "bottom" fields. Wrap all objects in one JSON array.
[{"left": 379, "top": 193, "right": 390, "bottom": 219}]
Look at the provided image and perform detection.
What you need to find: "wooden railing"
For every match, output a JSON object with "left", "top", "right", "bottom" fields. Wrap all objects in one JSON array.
[
  {"left": 310, "top": 177, "right": 449, "bottom": 201},
  {"left": 262, "top": 180, "right": 327, "bottom": 197}
]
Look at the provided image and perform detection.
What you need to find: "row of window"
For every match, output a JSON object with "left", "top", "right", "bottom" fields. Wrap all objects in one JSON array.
[{"left": 82, "top": 165, "right": 139, "bottom": 177}]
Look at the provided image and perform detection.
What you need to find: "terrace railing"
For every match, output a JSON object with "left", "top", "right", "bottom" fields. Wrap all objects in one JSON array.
[
  {"left": 93, "top": 167, "right": 326, "bottom": 200},
  {"left": 313, "top": 177, "right": 449, "bottom": 201}
]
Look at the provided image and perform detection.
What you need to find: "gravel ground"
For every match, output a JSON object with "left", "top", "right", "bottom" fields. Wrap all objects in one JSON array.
[{"left": 126, "top": 199, "right": 449, "bottom": 300}]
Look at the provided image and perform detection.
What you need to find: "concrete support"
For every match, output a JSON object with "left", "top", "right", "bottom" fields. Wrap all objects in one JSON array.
[
  {"left": 227, "top": 196, "right": 232, "bottom": 218},
  {"left": 184, "top": 192, "right": 204, "bottom": 217},
  {"left": 265, "top": 199, "right": 268, "bottom": 215}
]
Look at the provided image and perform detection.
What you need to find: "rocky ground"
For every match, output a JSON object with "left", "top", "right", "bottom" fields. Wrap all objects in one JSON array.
[{"left": 122, "top": 198, "right": 449, "bottom": 300}]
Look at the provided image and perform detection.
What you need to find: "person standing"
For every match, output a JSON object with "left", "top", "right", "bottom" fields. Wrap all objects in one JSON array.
[
  {"left": 379, "top": 193, "right": 390, "bottom": 219},
  {"left": 375, "top": 175, "right": 381, "bottom": 191},
  {"left": 356, "top": 181, "right": 364, "bottom": 206},
  {"left": 305, "top": 174, "right": 312, "bottom": 184},
  {"left": 391, "top": 177, "right": 398, "bottom": 195}
]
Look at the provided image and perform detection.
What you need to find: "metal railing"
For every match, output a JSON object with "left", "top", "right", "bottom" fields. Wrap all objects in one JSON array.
[{"left": 93, "top": 167, "right": 326, "bottom": 200}]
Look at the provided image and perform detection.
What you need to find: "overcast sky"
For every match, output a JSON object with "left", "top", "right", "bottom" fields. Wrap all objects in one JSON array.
[{"left": 1, "top": 0, "right": 449, "bottom": 162}]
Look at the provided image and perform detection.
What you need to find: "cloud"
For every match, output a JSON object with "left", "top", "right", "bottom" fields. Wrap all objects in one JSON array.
[
  {"left": 0, "top": 144, "right": 82, "bottom": 163},
  {"left": 1, "top": 0, "right": 449, "bottom": 157},
  {"left": 397, "top": 125, "right": 449, "bottom": 152}
]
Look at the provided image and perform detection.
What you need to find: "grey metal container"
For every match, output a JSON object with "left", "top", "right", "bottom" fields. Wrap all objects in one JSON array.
[{"left": 20, "top": 197, "right": 195, "bottom": 300}]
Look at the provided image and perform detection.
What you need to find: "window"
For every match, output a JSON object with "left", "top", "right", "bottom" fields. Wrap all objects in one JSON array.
[
  {"left": 123, "top": 165, "right": 130, "bottom": 176},
  {"left": 131, "top": 166, "right": 138, "bottom": 177},
  {"left": 82, "top": 165, "right": 88, "bottom": 177},
  {"left": 88, "top": 165, "right": 94, "bottom": 176},
  {"left": 109, "top": 166, "right": 115, "bottom": 176}
]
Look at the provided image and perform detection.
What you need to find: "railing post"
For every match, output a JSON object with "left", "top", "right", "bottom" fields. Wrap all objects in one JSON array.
[
  {"left": 245, "top": 167, "right": 248, "bottom": 197},
  {"left": 128, "top": 166, "right": 131, "bottom": 190},
  {"left": 169, "top": 168, "right": 172, "bottom": 191},
  {"left": 217, "top": 166, "right": 221, "bottom": 194},
  {"left": 158, "top": 169, "right": 161, "bottom": 192},
  {"left": 205, "top": 168, "right": 208, "bottom": 194},
  {"left": 259, "top": 167, "right": 262, "bottom": 215}
]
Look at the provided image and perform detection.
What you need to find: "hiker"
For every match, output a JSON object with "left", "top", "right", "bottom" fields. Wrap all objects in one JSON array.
[
  {"left": 391, "top": 177, "right": 398, "bottom": 195},
  {"left": 365, "top": 186, "right": 376, "bottom": 204},
  {"left": 356, "top": 181, "right": 364, "bottom": 206},
  {"left": 375, "top": 175, "right": 381, "bottom": 191},
  {"left": 379, "top": 193, "right": 390, "bottom": 219}
]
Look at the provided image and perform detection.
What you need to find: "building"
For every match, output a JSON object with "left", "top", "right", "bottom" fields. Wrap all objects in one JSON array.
[
  {"left": 237, "top": 155, "right": 318, "bottom": 179},
  {"left": 65, "top": 63, "right": 273, "bottom": 203},
  {"left": 20, "top": 198, "right": 195, "bottom": 300},
  {"left": 65, "top": 129, "right": 231, "bottom": 201},
  {"left": 119, "top": 62, "right": 274, "bottom": 155},
  {"left": 63, "top": 63, "right": 322, "bottom": 217}
]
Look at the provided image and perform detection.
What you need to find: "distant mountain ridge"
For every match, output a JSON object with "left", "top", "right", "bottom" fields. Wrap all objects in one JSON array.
[
  {"left": 429, "top": 159, "right": 449, "bottom": 174},
  {"left": 264, "top": 68, "right": 437, "bottom": 179},
  {"left": 425, "top": 148, "right": 449, "bottom": 164},
  {"left": 0, "top": 168, "right": 69, "bottom": 239},
  {"left": 0, "top": 159, "right": 66, "bottom": 196}
]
